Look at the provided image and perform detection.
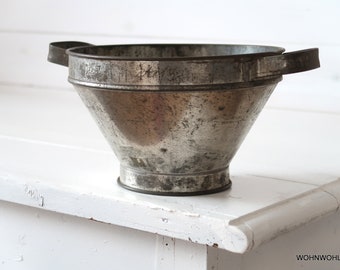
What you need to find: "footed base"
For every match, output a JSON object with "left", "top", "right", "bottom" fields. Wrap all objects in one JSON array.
[{"left": 117, "top": 167, "right": 232, "bottom": 196}]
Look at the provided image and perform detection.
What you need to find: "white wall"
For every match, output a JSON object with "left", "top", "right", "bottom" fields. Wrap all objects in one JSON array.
[
  {"left": 0, "top": 0, "right": 339, "bottom": 111},
  {"left": 0, "top": 0, "right": 340, "bottom": 87}
]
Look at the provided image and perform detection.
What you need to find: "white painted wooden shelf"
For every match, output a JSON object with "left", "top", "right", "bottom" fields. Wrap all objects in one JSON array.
[{"left": 0, "top": 83, "right": 339, "bottom": 254}]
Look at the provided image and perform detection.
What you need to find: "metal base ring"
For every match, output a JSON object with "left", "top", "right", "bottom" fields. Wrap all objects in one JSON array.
[{"left": 117, "top": 167, "right": 232, "bottom": 196}]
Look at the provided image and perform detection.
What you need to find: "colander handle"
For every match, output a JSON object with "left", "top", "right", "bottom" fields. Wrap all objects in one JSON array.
[
  {"left": 255, "top": 48, "right": 320, "bottom": 78},
  {"left": 48, "top": 41, "right": 93, "bottom": 67}
]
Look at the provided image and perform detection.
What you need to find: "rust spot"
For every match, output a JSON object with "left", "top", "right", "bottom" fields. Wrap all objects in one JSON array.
[{"left": 160, "top": 148, "right": 168, "bottom": 153}]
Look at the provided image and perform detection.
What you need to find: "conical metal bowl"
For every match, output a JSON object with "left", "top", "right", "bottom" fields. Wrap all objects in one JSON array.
[{"left": 48, "top": 42, "right": 319, "bottom": 195}]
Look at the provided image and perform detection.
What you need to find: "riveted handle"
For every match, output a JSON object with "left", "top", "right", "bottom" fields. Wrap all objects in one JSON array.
[
  {"left": 254, "top": 48, "right": 320, "bottom": 79},
  {"left": 48, "top": 41, "right": 93, "bottom": 67}
]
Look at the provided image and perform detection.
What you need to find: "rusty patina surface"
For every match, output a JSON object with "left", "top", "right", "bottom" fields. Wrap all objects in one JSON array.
[{"left": 48, "top": 42, "right": 319, "bottom": 195}]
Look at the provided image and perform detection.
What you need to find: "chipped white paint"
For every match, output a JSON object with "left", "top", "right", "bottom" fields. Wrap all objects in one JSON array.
[
  {"left": 24, "top": 184, "right": 44, "bottom": 207},
  {"left": 155, "top": 236, "right": 176, "bottom": 270},
  {"left": 0, "top": 138, "right": 340, "bottom": 254},
  {"left": 0, "top": 201, "right": 157, "bottom": 269},
  {"left": 13, "top": 256, "right": 23, "bottom": 262},
  {"left": 155, "top": 236, "right": 209, "bottom": 270}
]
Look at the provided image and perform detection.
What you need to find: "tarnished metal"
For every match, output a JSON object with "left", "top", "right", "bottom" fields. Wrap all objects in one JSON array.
[{"left": 48, "top": 42, "right": 320, "bottom": 195}]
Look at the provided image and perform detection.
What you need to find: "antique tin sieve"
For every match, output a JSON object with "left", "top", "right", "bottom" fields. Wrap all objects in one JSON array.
[{"left": 48, "top": 42, "right": 319, "bottom": 195}]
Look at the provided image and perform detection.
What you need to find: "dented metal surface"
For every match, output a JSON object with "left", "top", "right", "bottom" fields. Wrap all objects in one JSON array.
[{"left": 48, "top": 42, "right": 319, "bottom": 195}]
